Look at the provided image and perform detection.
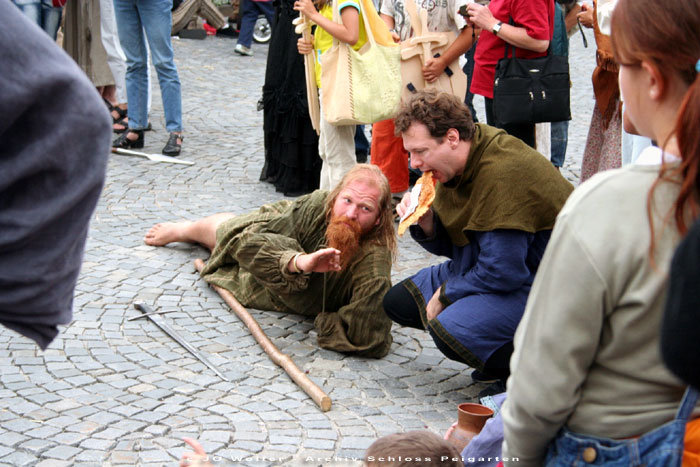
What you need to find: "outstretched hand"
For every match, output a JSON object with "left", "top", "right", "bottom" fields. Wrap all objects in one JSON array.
[
  {"left": 180, "top": 438, "right": 212, "bottom": 467},
  {"left": 295, "top": 248, "right": 342, "bottom": 273}
]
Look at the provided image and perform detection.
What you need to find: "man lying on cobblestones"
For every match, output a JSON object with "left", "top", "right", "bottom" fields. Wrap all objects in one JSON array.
[
  {"left": 383, "top": 90, "right": 573, "bottom": 396},
  {"left": 145, "top": 164, "right": 396, "bottom": 358}
]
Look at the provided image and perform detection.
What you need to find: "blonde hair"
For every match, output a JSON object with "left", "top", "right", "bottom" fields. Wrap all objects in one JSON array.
[
  {"left": 325, "top": 164, "right": 397, "bottom": 261},
  {"left": 365, "top": 431, "right": 462, "bottom": 467}
]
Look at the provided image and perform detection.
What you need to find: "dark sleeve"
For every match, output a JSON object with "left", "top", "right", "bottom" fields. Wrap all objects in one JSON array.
[
  {"left": 314, "top": 247, "right": 393, "bottom": 358},
  {"left": 0, "top": 3, "right": 111, "bottom": 349},
  {"left": 662, "top": 219, "right": 700, "bottom": 389},
  {"left": 441, "top": 229, "right": 534, "bottom": 305},
  {"left": 409, "top": 212, "right": 455, "bottom": 258}
]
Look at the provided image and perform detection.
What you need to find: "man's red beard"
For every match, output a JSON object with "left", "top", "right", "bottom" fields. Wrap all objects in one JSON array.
[{"left": 326, "top": 215, "right": 362, "bottom": 269}]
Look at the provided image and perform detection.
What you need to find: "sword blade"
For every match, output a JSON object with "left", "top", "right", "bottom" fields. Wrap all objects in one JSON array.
[
  {"left": 134, "top": 303, "right": 228, "bottom": 381},
  {"left": 112, "top": 147, "right": 194, "bottom": 165}
]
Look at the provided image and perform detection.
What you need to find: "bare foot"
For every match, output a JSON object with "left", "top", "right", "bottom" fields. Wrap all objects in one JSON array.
[{"left": 144, "top": 222, "right": 192, "bottom": 246}]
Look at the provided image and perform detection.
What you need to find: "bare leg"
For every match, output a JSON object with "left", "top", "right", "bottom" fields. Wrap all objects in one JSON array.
[{"left": 144, "top": 213, "right": 235, "bottom": 250}]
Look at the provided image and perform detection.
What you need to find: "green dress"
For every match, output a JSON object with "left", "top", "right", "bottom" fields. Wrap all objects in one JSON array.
[{"left": 200, "top": 190, "right": 393, "bottom": 358}]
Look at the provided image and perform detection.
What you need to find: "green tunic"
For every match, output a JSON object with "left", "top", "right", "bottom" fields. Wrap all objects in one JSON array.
[{"left": 200, "top": 190, "right": 393, "bottom": 358}]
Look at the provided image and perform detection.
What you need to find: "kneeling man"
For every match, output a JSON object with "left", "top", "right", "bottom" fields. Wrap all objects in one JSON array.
[
  {"left": 145, "top": 164, "right": 396, "bottom": 358},
  {"left": 384, "top": 90, "right": 573, "bottom": 390}
]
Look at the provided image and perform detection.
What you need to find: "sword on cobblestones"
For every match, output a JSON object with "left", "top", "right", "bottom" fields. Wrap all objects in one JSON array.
[
  {"left": 112, "top": 147, "right": 194, "bottom": 165},
  {"left": 133, "top": 302, "right": 229, "bottom": 381},
  {"left": 194, "top": 258, "right": 332, "bottom": 412}
]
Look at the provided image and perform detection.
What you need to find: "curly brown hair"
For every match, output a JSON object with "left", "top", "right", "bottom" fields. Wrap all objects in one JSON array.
[
  {"left": 324, "top": 164, "right": 397, "bottom": 261},
  {"left": 394, "top": 89, "right": 476, "bottom": 142}
]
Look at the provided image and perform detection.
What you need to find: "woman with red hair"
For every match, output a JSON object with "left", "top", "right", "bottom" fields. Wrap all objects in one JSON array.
[{"left": 500, "top": 0, "right": 700, "bottom": 465}]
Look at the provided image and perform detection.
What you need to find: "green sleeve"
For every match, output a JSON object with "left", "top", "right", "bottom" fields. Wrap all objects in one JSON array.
[
  {"left": 314, "top": 246, "right": 393, "bottom": 358},
  {"left": 232, "top": 192, "right": 326, "bottom": 294}
]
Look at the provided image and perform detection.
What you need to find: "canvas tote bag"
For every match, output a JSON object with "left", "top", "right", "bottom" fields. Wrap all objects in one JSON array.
[{"left": 320, "top": 0, "right": 401, "bottom": 125}]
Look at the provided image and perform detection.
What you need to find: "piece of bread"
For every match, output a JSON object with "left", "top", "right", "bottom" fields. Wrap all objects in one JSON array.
[{"left": 398, "top": 171, "right": 435, "bottom": 236}]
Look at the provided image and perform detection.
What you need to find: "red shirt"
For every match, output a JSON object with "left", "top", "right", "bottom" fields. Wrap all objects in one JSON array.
[{"left": 470, "top": 0, "right": 554, "bottom": 99}]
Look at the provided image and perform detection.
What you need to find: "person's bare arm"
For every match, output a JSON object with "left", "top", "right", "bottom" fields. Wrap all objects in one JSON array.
[
  {"left": 564, "top": 3, "right": 581, "bottom": 33},
  {"left": 294, "top": 0, "right": 360, "bottom": 45},
  {"left": 423, "top": 25, "right": 476, "bottom": 82},
  {"left": 380, "top": 13, "right": 400, "bottom": 42},
  {"left": 467, "top": 3, "right": 549, "bottom": 52}
]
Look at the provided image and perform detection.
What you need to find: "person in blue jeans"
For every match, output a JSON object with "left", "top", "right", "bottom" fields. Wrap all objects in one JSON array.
[
  {"left": 234, "top": 0, "right": 275, "bottom": 57},
  {"left": 11, "top": 0, "right": 64, "bottom": 40},
  {"left": 549, "top": 2, "right": 571, "bottom": 169},
  {"left": 112, "top": 0, "right": 183, "bottom": 156}
]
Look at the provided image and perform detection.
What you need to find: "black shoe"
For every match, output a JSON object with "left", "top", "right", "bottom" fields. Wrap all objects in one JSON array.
[
  {"left": 477, "top": 380, "right": 507, "bottom": 399},
  {"left": 356, "top": 150, "right": 368, "bottom": 163},
  {"left": 112, "top": 130, "right": 144, "bottom": 149},
  {"left": 471, "top": 370, "right": 500, "bottom": 384},
  {"left": 162, "top": 132, "right": 183, "bottom": 156}
]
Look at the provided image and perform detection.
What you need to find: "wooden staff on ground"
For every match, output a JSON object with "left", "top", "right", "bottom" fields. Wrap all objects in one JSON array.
[{"left": 194, "top": 258, "right": 332, "bottom": 412}]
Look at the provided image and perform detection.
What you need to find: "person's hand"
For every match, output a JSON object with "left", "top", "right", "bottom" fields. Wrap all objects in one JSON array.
[
  {"left": 444, "top": 421, "right": 458, "bottom": 440},
  {"left": 422, "top": 56, "right": 446, "bottom": 83},
  {"left": 395, "top": 191, "right": 413, "bottom": 219},
  {"left": 426, "top": 286, "right": 445, "bottom": 321},
  {"left": 294, "top": 0, "right": 318, "bottom": 20},
  {"left": 396, "top": 191, "right": 434, "bottom": 233},
  {"left": 577, "top": 2, "right": 594, "bottom": 29},
  {"left": 297, "top": 37, "right": 314, "bottom": 55},
  {"left": 466, "top": 3, "right": 497, "bottom": 32},
  {"left": 180, "top": 438, "right": 212, "bottom": 467},
  {"left": 296, "top": 248, "right": 342, "bottom": 273}
]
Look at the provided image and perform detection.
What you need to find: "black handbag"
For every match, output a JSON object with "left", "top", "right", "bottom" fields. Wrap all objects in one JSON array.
[{"left": 492, "top": 18, "right": 571, "bottom": 126}]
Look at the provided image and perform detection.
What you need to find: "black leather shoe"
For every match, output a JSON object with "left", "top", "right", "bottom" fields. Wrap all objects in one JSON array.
[
  {"left": 162, "top": 132, "right": 183, "bottom": 156},
  {"left": 112, "top": 130, "right": 144, "bottom": 149}
]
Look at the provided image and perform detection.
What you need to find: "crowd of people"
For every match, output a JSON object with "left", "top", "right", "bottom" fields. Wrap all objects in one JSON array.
[{"left": 5, "top": 0, "right": 700, "bottom": 464}]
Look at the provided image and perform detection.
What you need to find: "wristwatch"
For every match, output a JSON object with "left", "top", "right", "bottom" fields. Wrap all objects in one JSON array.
[{"left": 492, "top": 21, "right": 502, "bottom": 35}]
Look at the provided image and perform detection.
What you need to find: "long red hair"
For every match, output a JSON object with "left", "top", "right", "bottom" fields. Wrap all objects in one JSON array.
[{"left": 611, "top": 0, "right": 700, "bottom": 243}]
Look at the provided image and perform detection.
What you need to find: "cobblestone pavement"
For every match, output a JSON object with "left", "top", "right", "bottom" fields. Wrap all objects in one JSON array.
[{"left": 0, "top": 31, "right": 596, "bottom": 466}]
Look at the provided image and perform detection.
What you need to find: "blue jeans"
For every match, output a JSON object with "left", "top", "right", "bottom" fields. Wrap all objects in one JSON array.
[
  {"left": 550, "top": 120, "right": 568, "bottom": 168},
  {"left": 113, "top": 0, "right": 182, "bottom": 133},
  {"left": 11, "top": 0, "right": 63, "bottom": 40},
  {"left": 545, "top": 387, "right": 698, "bottom": 466},
  {"left": 237, "top": 0, "right": 275, "bottom": 48}
]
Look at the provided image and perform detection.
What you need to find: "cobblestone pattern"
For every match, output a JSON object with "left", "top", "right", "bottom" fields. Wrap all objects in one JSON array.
[{"left": 0, "top": 32, "right": 595, "bottom": 466}]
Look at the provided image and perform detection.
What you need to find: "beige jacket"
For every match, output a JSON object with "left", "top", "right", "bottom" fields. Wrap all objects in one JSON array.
[{"left": 502, "top": 158, "right": 699, "bottom": 466}]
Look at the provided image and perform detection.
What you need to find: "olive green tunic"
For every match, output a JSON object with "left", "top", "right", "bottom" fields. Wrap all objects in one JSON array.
[{"left": 200, "top": 190, "right": 393, "bottom": 358}]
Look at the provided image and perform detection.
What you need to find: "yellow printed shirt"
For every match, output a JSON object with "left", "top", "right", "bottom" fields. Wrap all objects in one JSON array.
[{"left": 314, "top": 1, "right": 367, "bottom": 88}]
